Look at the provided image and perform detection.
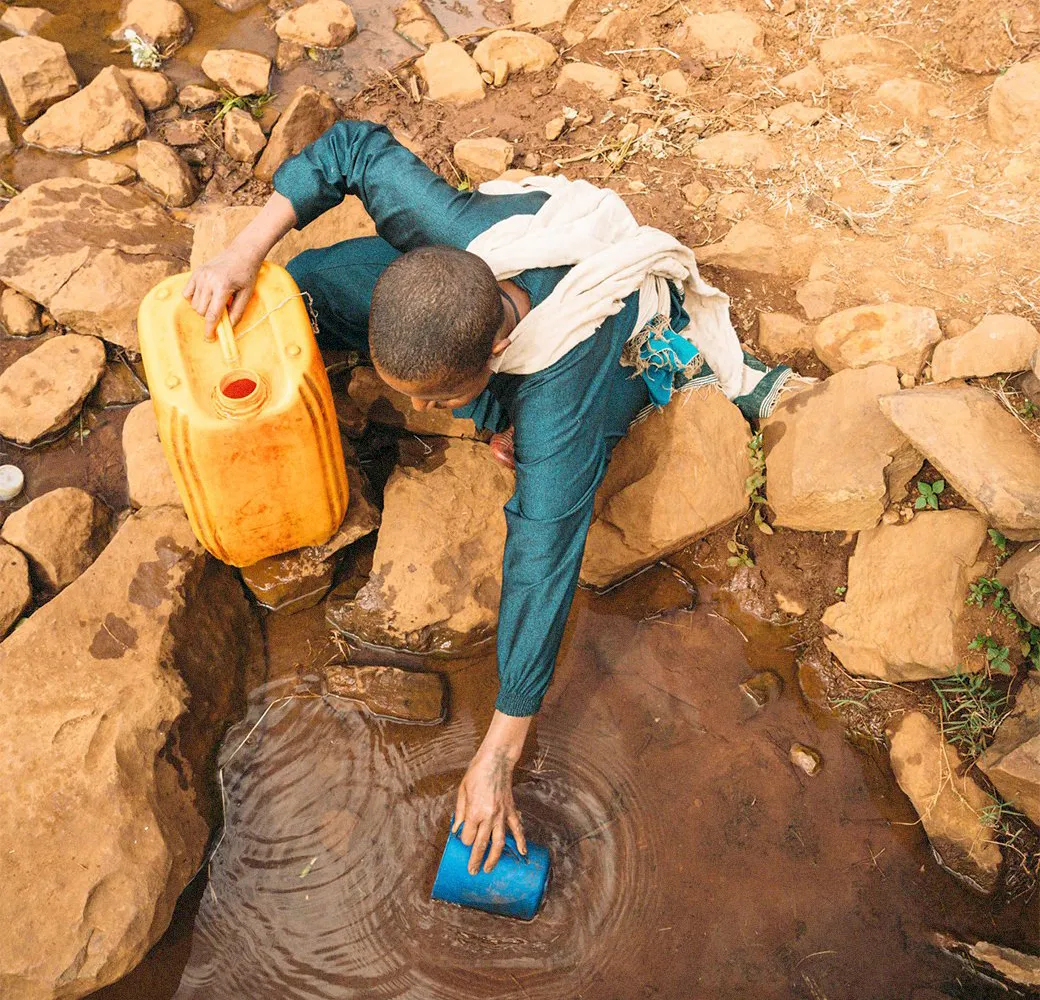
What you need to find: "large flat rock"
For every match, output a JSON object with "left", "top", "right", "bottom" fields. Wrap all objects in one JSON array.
[
  {"left": 814, "top": 303, "right": 942, "bottom": 376},
  {"left": 0, "top": 507, "right": 259, "bottom": 1000}
]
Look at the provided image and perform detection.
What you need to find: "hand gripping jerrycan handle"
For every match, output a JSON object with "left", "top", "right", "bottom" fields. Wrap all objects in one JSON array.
[{"left": 431, "top": 821, "right": 551, "bottom": 921}]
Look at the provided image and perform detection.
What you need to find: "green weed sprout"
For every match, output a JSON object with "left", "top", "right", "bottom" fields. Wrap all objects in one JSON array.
[{"left": 914, "top": 479, "right": 945, "bottom": 511}]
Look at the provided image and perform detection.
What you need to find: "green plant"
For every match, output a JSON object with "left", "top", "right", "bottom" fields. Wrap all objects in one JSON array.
[
  {"left": 914, "top": 478, "right": 945, "bottom": 511},
  {"left": 745, "top": 431, "right": 772, "bottom": 535},
  {"left": 212, "top": 90, "right": 274, "bottom": 124},
  {"left": 988, "top": 528, "right": 1009, "bottom": 561},
  {"left": 969, "top": 634, "right": 1012, "bottom": 675},
  {"left": 933, "top": 671, "right": 1010, "bottom": 759},
  {"left": 967, "top": 576, "right": 1040, "bottom": 672},
  {"left": 834, "top": 585, "right": 847, "bottom": 597},
  {"left": 726, "top": 536, "right": 754, "bottom": 569}
]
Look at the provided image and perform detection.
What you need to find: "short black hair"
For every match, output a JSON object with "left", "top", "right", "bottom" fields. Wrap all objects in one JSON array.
[{"left": 369, "top": 246, "right": 503, "bottom": 385}]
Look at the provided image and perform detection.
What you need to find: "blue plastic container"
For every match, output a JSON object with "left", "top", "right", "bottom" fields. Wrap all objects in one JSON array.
[{"left": 431, "top": 827, "right": 551, "bottom": 921}]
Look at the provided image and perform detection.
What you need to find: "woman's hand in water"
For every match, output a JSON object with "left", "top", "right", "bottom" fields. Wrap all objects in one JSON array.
[{"left": 183, "top": 248, "right": 263, "bottom": 340}]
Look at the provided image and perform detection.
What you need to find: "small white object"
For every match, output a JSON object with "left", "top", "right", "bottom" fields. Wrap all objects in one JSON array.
[{"left": 0, "top": 465, "right": 24, "bottom": 502}]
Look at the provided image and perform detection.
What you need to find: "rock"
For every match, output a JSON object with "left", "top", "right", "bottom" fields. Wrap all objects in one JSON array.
[
  {"left": 888, "top": 712, "right": 1001, "bottom": 892},
  {"left": 212, "top": 0, "right": 259, "bottom": 10},
  {"left": 876, "top": 78, "right": 946, "bottom": 119},
  {"left": 394, "top": 0, "right": 446, "bottom": 48},
  {"left": 163, "top": 118, "right": 207, "bottom": 146},
  {"left": 0, "top": 507, "right": 258, "bottom": 999},
  {"left": 939, "top": 223, "right": 996, "bottom": 263},
  {"left": 931, "top": 314, "right": 1040, "bottom": 382},
  {"left": 117, "top": 0, "right": 192, "bottom": 50},
  {"left": 768, "top": 102, "right": 824, "bottom": 128},
  {"left": 0, "top": 179, "right": 191, "bottom": 350},
  {"left": 819, "top": 33, "right": 903, "bottom": 67},
  {"left": 473, "top": 30, "right": 557, "bottom": 81},
  {"left": 177, "top": 83, "right": 220, "bottom": 110},
  {"left": 581, "top": 388, "right": 750, "bottom": 588},
  {"left": 73, "top": 157, "right": 136, "bottom": 184},
  {"left": 1, "top": 486, "right": 111, "bottom": 593},
  {"left": 555, "top": 62, "right": 622, "bottom": 100},
  {"left": 122, "top": 401, "right": 181, "bottom": 508},
  {"left": 967, "top": 942, "right": 1040, "bottom": 988},
  {"left": 758, "top": 311, "right": 811, "bottom": 354},
  {"left": 545, "top": 116, "right": 566, "bottom": 140},
  {"left": 763, "top": 366, "right": 921, "bottom": 532},
  {"left": 136, "top": 139, "right": 198, "bottom": 207},
  {"left": 255, "top": 85, "right": 338, "bottom": 182},
  {"left": 740, "top": 670, "right": 783, "bottom": 708},
  {"left": 0, "top": 334, "right": 105, "bottom": 444},
  {"left": 681, "top": 180, "right": 710, "bottom": 207},
  {"left": 0, "top": 287, "right": 42, "bottom": 336},
  {"left": 795, "top": 278, "right": 837, "bottom": 319},
  {"left": 239, "top": 465, "right": 379, "bottom": 612},
  {"left": 790, "top": 743, "right": 821, "bottom": 775},
  {"left": 320, "top": 663, "right": 446, "bottom": 724},
  {"left": 778, "top": 61, "right": 824, "bottom": 94},
  {"left": 692, "top": 131, "right": 780, "bottom": 173},
  {"left": 998, "top": 544, "right": 1040, "bottom": 626},
  {"left": 201, "top": 48, "right": 271, "bottom": 97},
  {"left": 348, "top": 365, "right": 480, "bottom": 438},
  {"left": 276, "top": 38, "right": 306, "bottom": 70},
  {"left": 274, "top": 0, "right": 357, "bottom": 48},
  {"left": 91, "top": 359, "right": 149, "bottom": 407},
  {"left": 813, "top": 303, "right": 942, "bottom": 377},
  {"left": 821, "top": 510, "right": 991, "bottom": 680},
  {"left": 417, "top": 41, "right": 486, "bottom": 105},
  {"left": 326, "top": 439, "right": 513, "bottom": 651},
  {"left": 23, "top": 66, "right": 146, "bottom": 154},
  {"left": 0, "top": 36, "right": 78, "bottom": 122},
  {"left": 697, "top": 221, "right": 792, "bottom": 276},
  {"left": 668, "top": 12, "right": 765, "bottom": 63},
  {"left": 512, "top": 0, "right": 576, "bottom": 28},
  {"left": 988, "top": 61, "right": 1040, "bottom": 145},
  {"left": 0, "top": 117, "right": 12, "bottom": 157},
  {"left": 978, "top": 675, "right": 1040, "bottom": 826},
  {"left": 222, "top": 107, "right": 266, "bottom": 163},
  {"left": 454, "top": 137, "right": 514, "bottom": 185},
  {"left": 0, "top": 5, "right": 53, "bottom": 34},
  {"left": 122, "top": 68, "right": 175, "bottom": 110},
  {"left": 716, "top": 192, "right": 749, "bottom": 220},
  {"left": 658, "top": 69, "right": 690, "bottom": 97},
  {"left": 0, "top": 542, "right": 30, "bottom": 637},
  {"left": 879, "top": 384, "right": 1040, "bottom": 539}
]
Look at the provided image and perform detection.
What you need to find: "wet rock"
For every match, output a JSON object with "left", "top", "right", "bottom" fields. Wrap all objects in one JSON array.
[
  {"left": 998, "top": 544, "right": 1040, "bottom": 626},
  {"left": 201, "top": 48, "right": 271, "bottom": 97},
  {"left": 794, "top": 278, "right": 837, "bottom": 319},
  {"left": 978, "top": 675, "right": 1040, "bottom": 826},
  {"left": 763, "top": 366, "right": 921, "bottom": 532},
  {"left": 819, "top": 33, "right": 903, "bottom": 67},
  {"left": 255, "top": 85, "right": 338, "bottom": 182},
  {"left": 0, "top": 36, "right": 78, "bottom": 122},
  {"left": 0, "top": 5, "right": 53, "bottom": 34},
  {"left": 814, "top": 303, "right": 942, "bottom": 377},
  {"left": 822, "top": 510, "right": 991, "bottom": 681},
  {"left": 454, "top": 137, "right": 514, "bottom": 185},
  {"left": 758, "top": 311, "right": 811, "bottom": 354},
  {"left": 327, "top": 438, "right": 513, "bottom": 652},
  {"left": 122, "top": 400, "right": 181, "bottom": 508},
  {"left": 512, "top": 0, "right": 576, "bottom": 28},
  {"left": 23, "top": 66, "right": 146, "bottom": 154},
  {"left": 967, "top": 941, "right": 1040, "bottom": 987},
  {"left": 0, "top": 542, "right": 30, "bottom": 637},
  {"left": 92, "top": 359, "right": 148, "bottom": 407},
  {"left": 740, "top": 670, "right": 783, "bottom": 708},
  {"left": 417, "top": 41, "right": 486, "bottom": 105},
  {"left": 74, "top": 157, "right": 136, "bottom": 184},
  {"left": 692, "top": 131, "right": 780, "bottom": 173},
  {"left": 698, "top": 221, "right": 800, "bottom": 276},
  {"left": 0, "top": 178, "right": 191, "bottom": 350},
  {"left": 1, "top": 486, "right": 111, "bottom": 593},
  {"left": 177, "top": 83, "right": 221, "bottom": 110},
  {"left": 888, "top": 712, "right": 1001, "bottom": 893},
  {"left": 394, "top": 0, "right": 446, "bottom": 48},
  {"left": 778, "top": 61, "right": 824, "bottom": 94},
  {"left": 0, "top": 506, "right": 258, "bottom": 999},
  {"left": 658, "top": 68, "right": 690, "bottom": 97},
  {"left": 0, "top": 287, "right": 42, "bottom": 336},
  {"left": 555, "top": 62, "right": 622, "bottom": 100},
  {"left": 473, "top": 30, "right": 557, "bottom": 81},
  {"left": 880, "top": 383, "right": 1040, "bottom": 539},
  {"left": 212, "top": 0, "right": 259, "bottom": 10},
  {"left": 116, "top": 0, "right": 192, "bottom": 50},
  {"left": 223, "top": 107, "right": 266, "bottom": 163},
  {"left": 876, "top": 78, "right": 946, "bottom": 119},
  {"left": 347, "top": 366, "right": 480, "bottom": 438},
  {"left": 0, "top": 333, "right": 106, "bottom": 444},
  {"left": 163, "top": 118, "right": 207, "bottom": 146},
  {"left": 275, "top": 0, "right": 357, "bottom": 48},
  {"left": 930, "top": 314, "right": 1040, "bottom": 383},
  {"left": 123, "top": 68, "right": 175, "bottom": 110},
  {"left": 669, "top": 12, "right": 764, "bottom": 64},
  {"left": 581, "top": 388, "right": 751, "bottom": 588},
  {"left": 790, "top": 743, "right": 821, "bottom": 776},
  {"left": 276, "top": 38, "right": 306, "bottom": 70},
  {"left": 136, "top": 139, "right": 198, "bottom": 207},
  {"left": 988, "top": 61, "right": 1040, "bottom": 145},
  {"left": 320, "top": 663, "right": 446, "bottom": 724}
]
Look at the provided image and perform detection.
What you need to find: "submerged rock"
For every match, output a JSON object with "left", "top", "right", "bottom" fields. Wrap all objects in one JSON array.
[
  {"left": 136, "top": 139, "right": 199, "bottom": 207},
  {"left": 347, "top": 365, "right": 480, "bottom": 438},
  {"left": 394, "top": 0, "right": 446, "bottom": 48},
  {"left": 201, "top": 48, "right": 271, "bottom": 97},
  {"left": 122, "top": 400, "right": 181, "bottom": 509},
  {"left": 790, "top": 743, "right": 822, "bottom": 776},
  {"left": 0, "top": 542, "right": 31, "bottom": 637},
  {"left": 320, "top": 663, "right": 446, "bottom": 724},
  {"left": 0, "top": 36, "right": 78, "bottom": 122},
  {"left": 255, "top": 85, "right": 338, "bottom": 182},
  {"left": 417, "top": 41, "right": 486, "bottom": 105},
  {"left": 274, "top": 0, "right": 357, "bottom": 48},
  {"left": 814, "top": 303, "right": 942, "bottom": 377},
  {"left": 740, "top": 670, "right": 783, "bottom": 708},
  {"left": 978, "top": 676, "right": 1040, "bottom": 827},
  {"left": 0, "top": 507, "right": 258, "bottom": 999}
]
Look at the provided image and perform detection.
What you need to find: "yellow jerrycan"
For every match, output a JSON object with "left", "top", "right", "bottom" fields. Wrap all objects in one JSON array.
[{"left": 138, "top": 261, "right": 349, "bottom": 567}]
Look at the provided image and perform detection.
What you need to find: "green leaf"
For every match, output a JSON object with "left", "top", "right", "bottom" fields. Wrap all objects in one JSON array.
[
  {"left": 726, "top": 555, "right": 741, "bottom": 567},
  {"left": 727, "top": 540, "right": 738, "bottom": 554},
  {"left": 914, "top": 496, "right": 927, "bottom": 510},
  {"left": 917, "top": 480, "right": 930, "bottom": 495},
  {"left": 932, "top": 480, "right": 945, "bottom": 494}
]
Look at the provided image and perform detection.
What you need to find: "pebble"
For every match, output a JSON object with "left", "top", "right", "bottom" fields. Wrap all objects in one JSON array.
[
  {"left": 740, "top": 670, "right": 784, "bottom": 708},
  {"left": 790, "top": 743, "right": 822, "bottom": 776}
]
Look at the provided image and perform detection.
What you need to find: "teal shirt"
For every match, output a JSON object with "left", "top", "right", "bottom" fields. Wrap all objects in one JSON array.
[{"left": 275, "top": 121, "right": 658, "bottom": 717}]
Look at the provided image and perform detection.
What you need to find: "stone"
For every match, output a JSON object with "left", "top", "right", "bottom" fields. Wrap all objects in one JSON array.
[
  {"left": 320, "top": 663, "right": 446, "bottom": 724},
  {"left": 347, "top": 365, "right": 480, "bottom": 438},
  {"left": 716, "top": 192, "right": 749, "bottom": 220},
  {"left": 473, "top": 30, "right": 557, "bottom": 80},
  {"left": 136, "top": 139, "right": 198, "bottom": 207},
  {"left": 879, "top": 384, "right": 1040, "bottom": 539},
  {"left": 790, "top": 743, "right": 821, "bottom": 775},
  {"left": 512, "top": 0, "right": 576, "bottom": 28},
  {"left": 740, "top": 669, "right": 783, "bottom": 708},
  {"left": 988, "top": 61, "right": 1040, "bottom": 145},
  {"left": 0, "top": 117, "right": 12, "bottom": 157},
  {"left": 581, "top": 388, "right": 751, "bottom": 588},
  {"left": 668, "top": 12, "right": 765, "bottom": 64},
  {"left": 697, "top": 221, "right": 792, "bottom": 276},
  {"left": 117, "top": 0, "right": 192, "bottom": 50},
  {"left": 658, "top": 69, "right": 690, "bottom": 97},
  {"left": 73, "top": 157, "right": 136, "bottom": 184},
  {"left": 0, "top": 287, "right": 42, "bottom": 336},
  {"left": 998, "top": 544, "right": 1040, "bottom": 626},
  {"left": 795, "top": 278, "right": 837, "bottom": 319},
  {"left": 201, "top": 48, "right": 271, "bottom": 97},
  {"left": 276, "top": 38, "right": 305, "bottom": 70},
  {"left": 778, "top": 62, "right": 824, "bottom": 94},
  {"left": 0, "top": 36, "right": 78, "bottom": 122},
  {"left": 967, "top": 942, "right": 1040, "bottom": 988},
  {"left": 768, "top": 102, "right": 825, "bottom": 128},
  {"left": 255, "top": 85, "right": 338, "bottom": 182},
  {"left": 813, "top": 303, "right": 942, "bottom": 377},
  {"left": 819, "top": 33, "right": 903, "bottom": 67},
  {"left": 454, "top": 137, "right": 514, "bottom": 185},
  {"left": 177, "top": 83, "right": 220, "bottom": 110},
  {"left": 274, "top": 0, "right": 357, "bottom": 48},
  {"left": 876, "top": 78, "right": 946, "bottom": 119},
  {"left": 930, "top": 314, "right": 1040, "bottom": 382},
  {"left": 758, "top": 311, "right": 811, "bottom": 354},
  {"left": 122, "top": 401, "right": 181, "bottom": 508},
  {"left": 888, "top": 712, "right": 1001, "bottom": 893},
  {"left": 763, "top": 366, "right": 921, "bottom": 532},
  {"left": 239, "top": 464, "right": 379, "bottom": 612},
  {"left": 122, "top": 68, "right": 175, "bottom": 110},
  {"left": 939, "top": 223, "right": 996, "bottom": 263},
  {"left": 555, "top": 62, "right": 622, "bottom": 100},
  {"left": 0, "top": 5, "right": 52, "bottom": 34},
  {"left": 326, "top": 439, "right": 513, "bottom": 651},
  {"left": 23, "top": 66, "right": 146, "bottom": 154},
  {"left": 545, "top": 116, "right": 566, "bottom": 141},
  {"left": 0, "top": 507, "right": 258, "bottom": 999},
  {"left": 0, "top": 179, "right": 191, "bottom": 350},
  {"left": 223, "top": 107, "right": 266, "bottom": 163},
  {"left": 212, "top": 0, "right": 258, "bottom": 10},
  {"left": 394, "top": 0, "right": 446, "bottom": 48},
  {"left": 164, "top": 118, "right": 207, "bottom": 146},
  {"left": 0, "top": 334, "right": 105, "bottom": 444},
  {"left": 1, "top": 486, "right": 111, "bottom": 593},
  {"left": 692, "top": 131, "right": 780, "bottom": 173},
  {"left": 681, "top": 180, "right": 710, "bottom": 207},
  {"left": 0, "top": 542, "right": 30, "bottom": 637},
  {"left": 417, "top": 41, "right": 485, "bottom": 105},
  {"left": 91, "top": 359, "right": 149, "bottom": 407},
  {"left": 821, "top": 510, "right": 991, "bottom": 681},
  {"left": 978, "top": 675, "right": 1040, "bottom": 826}
]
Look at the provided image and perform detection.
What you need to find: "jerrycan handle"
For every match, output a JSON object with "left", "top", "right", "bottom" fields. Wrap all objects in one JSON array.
[{"left": 216, "top": 309, "right": 241, "bottom": 368}]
